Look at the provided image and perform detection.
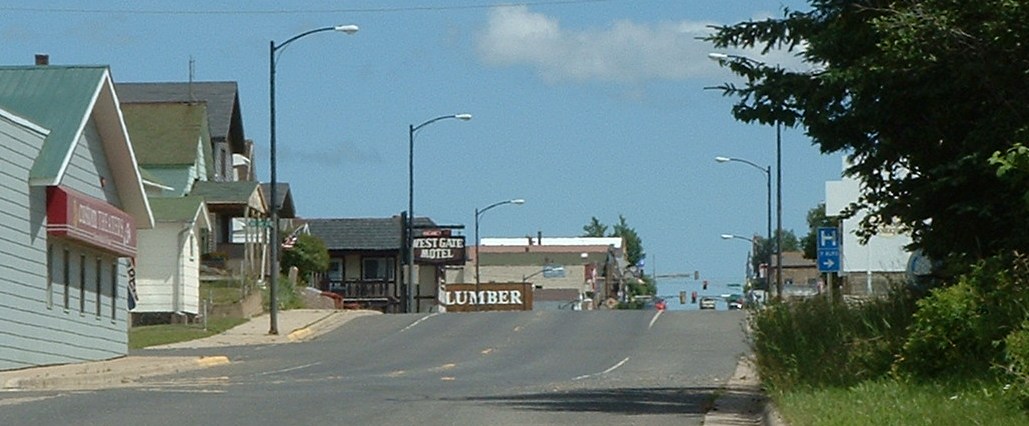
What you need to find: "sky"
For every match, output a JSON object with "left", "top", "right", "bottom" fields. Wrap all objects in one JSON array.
[{"left": 1, "top": 0, "right": 843, "bottom": 285}]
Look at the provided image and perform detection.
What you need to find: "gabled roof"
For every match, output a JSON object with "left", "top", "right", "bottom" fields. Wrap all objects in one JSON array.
[
  {"left": 122, "top": 101, "right": 211, "bottom": 166},
  {"left": 147, "top": 196, "right": 211, "bottom": 230},
  {"left": 190, "top": 180, "right": 263, "bottom": 207},
  {"left": 305, "top": 217, "right": 437, "bottom": 251},
  {"left": 0, "top": 65, "right": 153, "bottom": 228},
  {"left": 260, "top": 183, "right": 295, "bottom": 219},
  {"left": 116, "top": 82, "right": 243, "bottom": 148}
]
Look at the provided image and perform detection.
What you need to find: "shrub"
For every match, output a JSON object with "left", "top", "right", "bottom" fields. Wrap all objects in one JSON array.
[
  {"left": 751, "top": 289, "right": 917, "bottom": 392},
  {"left": 1004, "top": 320, "right": 1029, "bottom": 408},
  {"left": 895, "top": 252, "right": 1029, "bottom": 380}
]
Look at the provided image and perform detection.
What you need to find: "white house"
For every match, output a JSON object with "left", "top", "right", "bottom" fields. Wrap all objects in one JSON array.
[{"left": 133, "top": 196, "right": 211, "bottom": 322}]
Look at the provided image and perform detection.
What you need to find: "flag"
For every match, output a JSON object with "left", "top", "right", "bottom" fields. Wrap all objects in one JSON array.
[
  {"left": 128, "top": 257, "right": 139, "bottom": 310},
  {"left": 282, "top": 224, "right": 307, "bottom": 249}
]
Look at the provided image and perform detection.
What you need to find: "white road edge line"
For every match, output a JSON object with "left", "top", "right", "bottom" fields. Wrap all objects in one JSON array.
[
  {"left": 648, "top": 310, "right": 662, "bottom": 329},
  {"left": 401, "top": 313, "right": 439, "bottom": 333},
  {"left": 573, "top": 356, "right": 630, "bottom": 381}
]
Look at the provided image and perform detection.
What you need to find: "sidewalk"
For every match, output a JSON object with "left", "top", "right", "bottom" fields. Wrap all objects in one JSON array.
[
  {"left": 0, "top": 309, "right": 379, "bottom": 391},
  {"left": 703, "top": 355, "right": 786, "bottom": 426}
]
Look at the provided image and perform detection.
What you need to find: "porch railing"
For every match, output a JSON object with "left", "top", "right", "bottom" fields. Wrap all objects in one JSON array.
[{"left": 324, "top": 279, "right": 393, "bottom": 301}]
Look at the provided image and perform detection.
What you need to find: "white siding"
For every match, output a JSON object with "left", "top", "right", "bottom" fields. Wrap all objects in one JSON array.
[
  {"left": 135, "top": 222, "right": 202, "bottom": 315},
  {"left": 0, "top": 112, "right": 49, "bottom": 370},
  {"left": 0, "top": 114, "right": 132, "bottom": 371},
  {"left": 134, "top": 225, "right": 178, "bottom": 313}
]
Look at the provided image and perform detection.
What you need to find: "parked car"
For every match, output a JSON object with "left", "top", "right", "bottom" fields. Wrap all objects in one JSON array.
[
  {"left": 699, "top": 297, "right": 716, "bottom": 310},
  {"left": 727, "top": 293, "right": 744, "bottom": 310}
]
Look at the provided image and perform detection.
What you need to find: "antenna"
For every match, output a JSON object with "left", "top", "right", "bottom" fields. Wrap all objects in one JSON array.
[{"left": 188, "top": 56, "right": 195, "bottom": 102}]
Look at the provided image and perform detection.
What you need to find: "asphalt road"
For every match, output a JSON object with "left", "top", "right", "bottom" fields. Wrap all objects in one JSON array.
[{"left": 0, "top": 309, "right": 749, "bottom": 426}]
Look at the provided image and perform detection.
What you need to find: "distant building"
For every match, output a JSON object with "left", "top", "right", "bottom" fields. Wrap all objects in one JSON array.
[
  {"left": 450, "top": 236, "right": 626, "bottom": 310},
  {"left": 825, "top": 158, "right": 912, "bottom": 295},
  {"left": 305, "top": 216, "right": 439, "bottom": 313}
]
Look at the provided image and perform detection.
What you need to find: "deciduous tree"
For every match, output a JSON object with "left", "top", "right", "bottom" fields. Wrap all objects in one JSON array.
[{"left": 707, "top": 0, "right": 1029, "bottom": 271}]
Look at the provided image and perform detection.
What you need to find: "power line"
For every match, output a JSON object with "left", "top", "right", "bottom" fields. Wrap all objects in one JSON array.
[{"left": 0, "top": 0, "right": 620, "bottom": 16}]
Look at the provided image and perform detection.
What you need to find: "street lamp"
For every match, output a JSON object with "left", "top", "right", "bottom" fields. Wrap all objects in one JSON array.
[
  {"left": 407, "top": 114, "right": 472, "bottom": 313},
  {"left": 474, "top": 198, "right": 525, "bottom": 309},
  {"left": 715, "top": 155, "right": 772, "bottom": 288},
  {"left": 709, "top": 51, "right": 784, "bottom": 301},
  {"left": 268, "top": 24, "right": 358, "bottom": 335}
]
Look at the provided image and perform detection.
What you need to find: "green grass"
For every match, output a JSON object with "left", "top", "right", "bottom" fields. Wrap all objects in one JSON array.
[
  {"left": 129, "top": 317, "right": 247, "bottom": 349},
  {"left": 775, "top": 379, "right": 1029, "bottom": 426}
]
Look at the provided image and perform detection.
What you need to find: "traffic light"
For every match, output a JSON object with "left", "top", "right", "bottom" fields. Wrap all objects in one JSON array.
[
  {"left": 702, "top": 280, "right": 708, "bottom": 290},
  {"left": 679, "top": 291, "right": 686, "bottom": 304},
  {"left": 694, "top": 270, "right": 699, "bottom": 280}
]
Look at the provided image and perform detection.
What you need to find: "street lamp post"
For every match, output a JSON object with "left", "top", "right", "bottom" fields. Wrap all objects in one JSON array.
[
  {"left": 474, "top": 198, "right": 525, "bottom": 310},
  {"left": 268, "top": 24, "right": 358, "bottom": 335},
  {"left": 709, "top": 52, "right": 784, "bottom": 301},
  {"left": 715, "top": 156, "right": 772, "bottom": 290},
  {"left": 721, "top": 233, "right": 760, "bottom": 279},
  {"left": 407, "top": 114, "right": 472, "bottom": 313}
]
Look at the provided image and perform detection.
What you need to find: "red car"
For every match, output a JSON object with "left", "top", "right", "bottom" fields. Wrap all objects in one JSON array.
[{"left": 654, "top": 299, "right": 667, "bottom": 311}]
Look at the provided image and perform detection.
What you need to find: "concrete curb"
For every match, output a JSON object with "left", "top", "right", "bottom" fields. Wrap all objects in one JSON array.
[
  {"left": 1, "top": 356, "right": 230, "bottom": 391},
  {"left": 703, "top": 355, "right": 779, "bottom": 426},
  {"left": 287, "top": 310, "right": 380, "bottom": 342}
]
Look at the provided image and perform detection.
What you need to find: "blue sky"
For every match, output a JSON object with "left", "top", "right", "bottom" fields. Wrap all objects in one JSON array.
[{"left": 1, "top": 0, "right": 842, "bottom": 284}]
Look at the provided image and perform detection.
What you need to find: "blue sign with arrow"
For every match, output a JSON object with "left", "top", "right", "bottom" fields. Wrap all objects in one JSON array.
[{"left": 817, "top": 227, "right": 841, "bottom": 273}]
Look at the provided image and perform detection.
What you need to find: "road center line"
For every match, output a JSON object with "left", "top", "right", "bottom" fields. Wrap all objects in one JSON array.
[
  {"left": 648, "top": 310, "right": 662, "bottom": 329},
  {"left": 572, "top": 357, "right": 630, "bottom": 381},
  {"left": 401, "top": 313, "right": 439, "bottom": 333},
  {"left": 259, "top": 362, "right": 321, "bottom": 376}
]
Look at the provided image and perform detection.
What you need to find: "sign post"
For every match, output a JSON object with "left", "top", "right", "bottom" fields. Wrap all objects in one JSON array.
[{"left": 817, "top": 227, "right": 840, "bottom": 300}]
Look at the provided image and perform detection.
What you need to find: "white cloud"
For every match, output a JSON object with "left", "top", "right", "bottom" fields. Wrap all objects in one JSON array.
[{"left": 476, "top": 6, "right": 808, "bottom": 84}]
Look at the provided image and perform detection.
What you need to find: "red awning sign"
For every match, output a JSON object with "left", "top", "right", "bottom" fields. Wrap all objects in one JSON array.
[{"left": 47, "top": 186, "right": 136, "bottom": 257}]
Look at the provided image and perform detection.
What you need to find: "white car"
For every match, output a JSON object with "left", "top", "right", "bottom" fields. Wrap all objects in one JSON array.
[{"left": 699, "top": 297, "right": 716, "bottom": 310}]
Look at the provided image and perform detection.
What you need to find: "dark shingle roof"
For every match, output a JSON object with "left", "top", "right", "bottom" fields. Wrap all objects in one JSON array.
[
  {"left": 305, "top": 217, "right": 437, "bottom": 251},
  {"left": 260, "top": 183, "right": 295, "bottom": 219},
  {"left": 116, "top": 81, "right": 241, "bottom": 144}
]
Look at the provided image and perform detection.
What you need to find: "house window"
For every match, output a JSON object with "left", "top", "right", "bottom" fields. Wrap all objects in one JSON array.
[
  {"left": 328, "top": 259, "right": 343, "bottom": 280},
  {"left": 46, "top": 244, "right": 54, "bottom": 308},
  {"left": 111, "top": 260, "right": 118, "bottom": 320},
  {"left": 362, "top": 257, "right": 395, "bottom": 281},
  {"left": 95, "top": 258, "right": 103, "bottom": 317},
  {"left": 79, "top": 254, "right": 86, "bottom": 313},
  {"left": 63, "top": 248, "right": 70, "bottom": 310}
]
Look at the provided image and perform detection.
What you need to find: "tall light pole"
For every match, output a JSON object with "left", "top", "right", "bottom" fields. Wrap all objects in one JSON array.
[
  {"left": 474, "top": 198, "right": 525, "bottom": 310},
  {"left": 268, "top": 24, "right": 358, "bottom": 335},
  {"left": 407, "top": 114, "right": 472, "bottom": 313},
  {"left": 715, "top": 155, "right": 772, "bottom": 289},
  {"left": 721, "top": 233, "right": 760, "bottom": 279},
  {"left": 709, "top": 52, "right": 784, "bottom": 301}
]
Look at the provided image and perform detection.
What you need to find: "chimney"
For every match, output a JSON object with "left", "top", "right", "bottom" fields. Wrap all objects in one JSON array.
[{"left": 34, "top": 54, "right": 49, "bottom": 66}]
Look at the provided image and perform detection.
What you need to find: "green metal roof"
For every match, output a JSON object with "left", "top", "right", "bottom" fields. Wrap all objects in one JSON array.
[
  {"left": 122, "top": 102, "right": 211, "bottom": 166},
  {"left": 190, "top": 180, "right": 261, "bottom": 204},
  {"left": 148, "top": 196, "right": 206, "bottom": 222},
  {"left": 0, "top": 66, "right": 108, "bottom": 183}
]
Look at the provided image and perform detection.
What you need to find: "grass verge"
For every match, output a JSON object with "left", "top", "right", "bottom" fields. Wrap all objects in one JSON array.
[
  {"left": 775, "top": 379, "right": 1029, "bottom": 426},
  {"left": 129, "top": 317, "right": 247, "bottom": 349}
]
